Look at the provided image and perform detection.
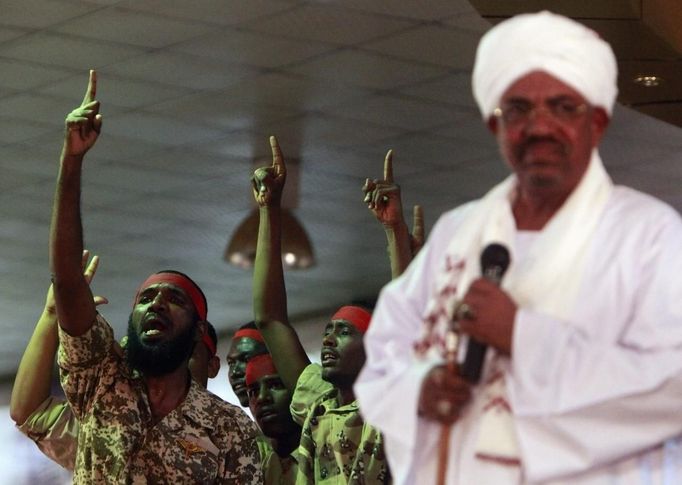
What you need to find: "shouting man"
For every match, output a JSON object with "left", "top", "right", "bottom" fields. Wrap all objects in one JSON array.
[{"left": 50, "top": 71, "right": 261, "bottom": 483}]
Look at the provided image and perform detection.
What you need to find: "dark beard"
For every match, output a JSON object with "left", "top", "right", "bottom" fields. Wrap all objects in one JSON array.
[{"left": 125, "top": 313, "right": 197, "bottom": 377}]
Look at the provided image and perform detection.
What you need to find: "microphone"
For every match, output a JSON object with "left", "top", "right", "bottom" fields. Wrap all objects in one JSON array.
[{"left": 460, "top": 243, "right": 510, "bottom": 383}]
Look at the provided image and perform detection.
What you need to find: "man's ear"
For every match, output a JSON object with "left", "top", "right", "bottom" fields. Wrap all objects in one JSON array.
[
  {"left": 208, "top": 356, "right": 221, "bottom": 379},
  {"left": 591, "top": 107, "right": 610, "bottom": 145},
  {"left": 195, "top": 320, "right": 207, "bottom": 342},
  {"left": 487, "top": 115, "right": 498, "bottom": 134}
]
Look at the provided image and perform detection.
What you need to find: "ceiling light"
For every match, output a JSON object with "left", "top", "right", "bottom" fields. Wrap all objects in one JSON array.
[
  {"left": 633, "top": 75, "right": 663, "bottom": 87},
  {"left": 225, "top": 208, "right": 315, "bottom": 270}
]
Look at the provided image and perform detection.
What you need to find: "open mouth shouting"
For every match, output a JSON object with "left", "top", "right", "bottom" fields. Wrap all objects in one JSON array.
[
  {"left": 321, "top": 348, "right": 339, "bottom": 367},
  {"left": 141, "top": 313, "right": 170, "bottom": 341}
]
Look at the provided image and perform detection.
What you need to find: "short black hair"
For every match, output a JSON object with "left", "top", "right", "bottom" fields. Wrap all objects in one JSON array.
[
  {"left": 205, "top": 321, "right": 218, "bottom": 348},
  {"left": 238, "top": 321, "right": 257, "bottom": 330}
]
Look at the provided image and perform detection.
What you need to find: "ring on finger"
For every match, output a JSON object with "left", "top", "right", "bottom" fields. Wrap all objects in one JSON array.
[
  {"left": 455, "top": 302, "right": 476, "bottom": 321},
  {"left": 437, "top": 400, "right": 452, "bottom": 416}
]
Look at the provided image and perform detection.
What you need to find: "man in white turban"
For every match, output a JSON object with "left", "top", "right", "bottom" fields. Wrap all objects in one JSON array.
[{"left": 355, "top": 11, "right": 682, "bottom": 484}]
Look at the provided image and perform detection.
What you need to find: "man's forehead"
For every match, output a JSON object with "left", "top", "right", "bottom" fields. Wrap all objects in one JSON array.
[
  {"left": 228, "top": 336, "right": 266, "bottom": 355},
  {"left": 328, "top": 319, "right": 355, "bottom": 328},
  {"left": 500, "top": 71, "right": 586, "bottom": 103},
  {"left": 327, "top": 320, "right": 365, "bottom": 337},
  {"left": 138, "top": 282, "right": 188, "bottom": 297},
  {"left": 251, "top": 374, "right": 282, "bottom": 385}
]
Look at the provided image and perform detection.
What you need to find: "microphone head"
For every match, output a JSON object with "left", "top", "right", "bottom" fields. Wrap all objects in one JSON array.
[{"left": 480, "top": 243, "right": 510, "bottom": 282}]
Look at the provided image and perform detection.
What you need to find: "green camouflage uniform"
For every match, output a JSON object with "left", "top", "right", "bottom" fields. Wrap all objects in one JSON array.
[
  {"left": 290, "top": 364, "right": 390, "bottom": 484},
  {"left": 58, "top": 314, "right": 263, "bottom": 484},
  {"left": 257, "top": 434, "right": 299, "bottom": 484}
]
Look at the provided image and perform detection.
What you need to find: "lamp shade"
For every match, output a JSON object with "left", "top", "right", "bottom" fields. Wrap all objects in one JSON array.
[{"left": 225, "top": 208, "right": 315, "bottom": 270}]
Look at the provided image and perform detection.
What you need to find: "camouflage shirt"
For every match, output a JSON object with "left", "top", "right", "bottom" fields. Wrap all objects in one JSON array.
[
  {"left": 290, "top": 364, "right": 390, "bottom": 484},
  {"left": 58, "top": 314, "right": 263, "bottom": 484},
  {"left": 257, "top": 434, "right": 298, "bottom": 485},
  {"left": 18, "top": 396, "right": 78, "bottom": 471}
]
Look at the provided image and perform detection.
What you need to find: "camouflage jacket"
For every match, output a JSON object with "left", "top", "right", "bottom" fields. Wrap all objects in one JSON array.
[
  {"left": 58, "top": 314, "right": 263, "bottom": 484},
  {"left": 18, "top": 396, "right": 77, "bottom": 471},
  {"left": 290, "top": 364, "right": 390, "bottom": 484}
]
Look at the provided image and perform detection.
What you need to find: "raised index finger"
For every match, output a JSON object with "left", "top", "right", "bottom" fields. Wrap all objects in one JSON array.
[
  {"left": 270, "top": 135, "right": 286, "bottom": 176},
  {"left": 412, "top": 205, "right": 424, "bottom": 241},
  {"left": 383, "top": 149, "right": 394, "bottom": 183},
  {"left": 82, "top": 69, "right": 97, "bottom": 105},
  {"left": 83, "top": 255, "right": 100, "bottom": 284}
]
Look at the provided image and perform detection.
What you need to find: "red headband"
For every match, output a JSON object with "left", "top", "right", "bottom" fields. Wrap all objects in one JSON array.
[
  {"left": 331, "top": 306, "right": 372, "bottom": 334},
  {"left": 134, "top": 272, "right": 207, "bottom": 321},
  {"left": 245, "top": 354, "right": 277, "bottom": 387},
  {"left": 232, "top": 328, "right": 264, "bottom": 343}
]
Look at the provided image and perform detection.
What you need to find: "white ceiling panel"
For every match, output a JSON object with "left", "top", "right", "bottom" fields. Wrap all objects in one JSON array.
[
  {"left": 195, "top": 130, "right": 276, "bottom": 160},
  {"left": 0, "top": 26, "right": 31, "bottom": 43},
  {"left": 326, "top": 92, "right": 471, "bottom": 131},
  {"left": 212, "top": 72, "right": 373, "bottom": 111},
  {"left": 0, "top": 93, "right": 92, "bottom": 128},
  {"left": 0, "top": 143, "right": 65, "bottom": 178},
  {"left": 333, "top": 0, "right": 472, "bottom": 21},
  {"left": 39, "top": 74, "right": 193, "bottom": 110},
  {"left": 362, "top": 24, "right": 480, "bottom": 69},
  {"left": 48, "top": 131, "right": 168, "bottom": 164},
  {"left": 1, "top": 0, "right": 100, "bottom": 29},
  {"left": 118, "top": 0, "right": 303, "bottom": 26},
  {"left": 111, "top": 146, "right": 251, "bottom": 178},
  {"left": 243, "top": 4, "right": 414, "bottom": 46},
  {"left": 373, "top": 131, "right": 498, "bottom": 170},
  {"left": 287, "top": 49, "right": 448, "bottom": 90},
  {"left": 102, "top": 51, "right": 257, "bottom": 90},
  {"left": 102, "top": 111, "right": 225, "bottom": 146},
  {"left": 171, "top": 28, "right": 333, "bottom": 69},
  {"left": 145, "top": 91, "right": 300, "bottom": 132},
  {"left": 52, "top": 7, "right": 218, "bottom": 48},
  {"left": 0, "top": 32, "right": 146, "bottom": 69},
  {"left": 0, "top": 167, "right": 49, "bottom": 193},
  {"left": 0, "top": 119, "right": 58, "bottom": 144},
  {"left": 442, "top": 10, "right": 494, "bottom": 33},
  {"left": 396, "top": 72, "right": 476, "bottom": 108},
  {"left": 254, "top": 112, "right": 403, "bottom": 149},
  {"left": 80, "top": 160, "right": 205, "bottom": 195},
  {"left": 0, "top": 60, "right": 75, "bottom": 91}
]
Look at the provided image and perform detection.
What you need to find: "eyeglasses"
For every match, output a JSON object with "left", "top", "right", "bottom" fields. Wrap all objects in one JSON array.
[{"left": 493, "top": 99, "right": 589, "bottom": 125}]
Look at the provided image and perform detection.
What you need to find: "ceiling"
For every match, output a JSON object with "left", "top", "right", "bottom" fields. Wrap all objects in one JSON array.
[{"left": 1, "top": 0, "right": 682, "bottom": 380}]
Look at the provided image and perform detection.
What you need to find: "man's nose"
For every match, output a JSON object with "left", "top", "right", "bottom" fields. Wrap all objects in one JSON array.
[
  {"left": 322, "top": 332, "right": 337, "bottom": 347},
  {"left": 150, "top": 292, "right": 168, "bottom": 311},
  {"left": 257, "top": 384, "right": 271, "bottom": 403},
  {"left": 525, "top": 106, "right": 556, "bottom": 133}
]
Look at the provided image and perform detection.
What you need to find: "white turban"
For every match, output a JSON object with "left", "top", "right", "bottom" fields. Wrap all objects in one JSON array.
[{"left": 472, "top": 11, "right": 618, "bottom": 119}]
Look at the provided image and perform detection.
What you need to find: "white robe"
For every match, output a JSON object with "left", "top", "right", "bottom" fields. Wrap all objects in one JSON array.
[{"left": 355, "top": 185, "right": 682, "bottom": 484}]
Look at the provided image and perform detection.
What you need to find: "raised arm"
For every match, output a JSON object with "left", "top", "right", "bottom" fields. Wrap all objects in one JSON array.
[
  {"left": 50, "top": 70, "right": 102, "bottom": 336},
  {"left": 363, "top": 150, "right": 424, "bottom": 278},
  {"left": 252, "top": 136, "right": 310, "bottom": 393},
  {"left": 10, "top": 251, "right": 107, "bottom": 425}
]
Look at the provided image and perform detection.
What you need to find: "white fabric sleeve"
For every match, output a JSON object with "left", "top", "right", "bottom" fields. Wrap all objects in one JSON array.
[{"left": 507, "top": 201, "right": 682, "bottom": 482}]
